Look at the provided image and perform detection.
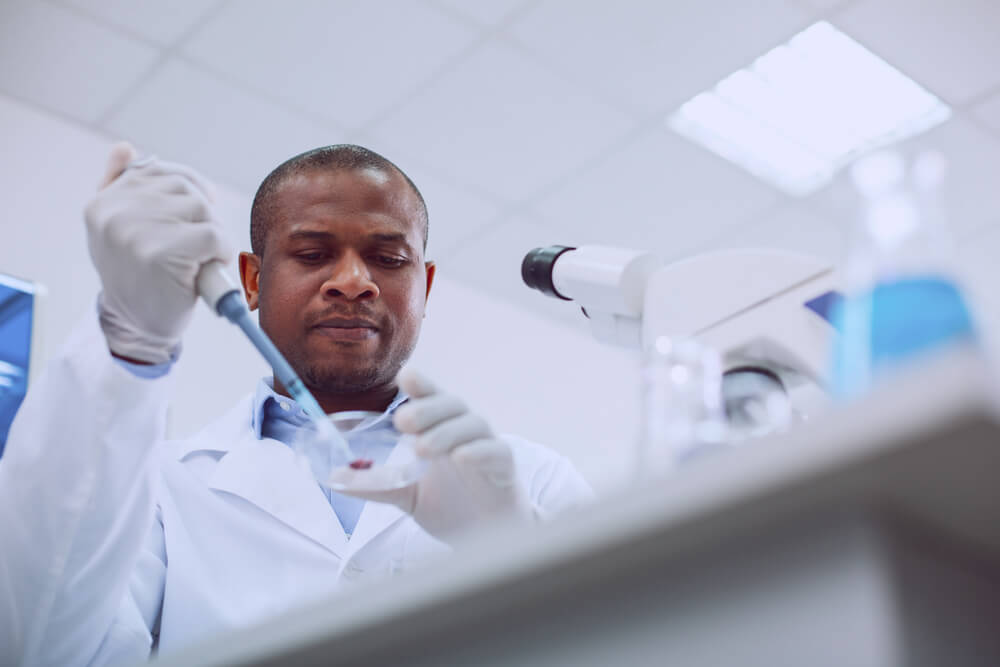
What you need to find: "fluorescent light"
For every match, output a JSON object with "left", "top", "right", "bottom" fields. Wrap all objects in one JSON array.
[{"left": 667, "top": 21, "right": 951, "bottom": 196}]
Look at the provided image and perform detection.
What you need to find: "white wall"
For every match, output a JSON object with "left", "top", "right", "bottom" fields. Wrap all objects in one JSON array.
[{"left": 0, "top": 95, "right": 638, "bottom": 492}]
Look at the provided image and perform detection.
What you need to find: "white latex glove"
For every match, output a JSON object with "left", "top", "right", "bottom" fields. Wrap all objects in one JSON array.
[
  {"left": 85, "top": 142, "right": 229, "bottom": 363},
  {"left": 345, "top": 368, "right": 535, "bottom": 543}
]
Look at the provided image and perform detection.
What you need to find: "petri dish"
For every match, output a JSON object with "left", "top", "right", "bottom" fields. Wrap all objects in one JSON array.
[{"left": 292, "top": 410, "right": 427, "bottom": 493}]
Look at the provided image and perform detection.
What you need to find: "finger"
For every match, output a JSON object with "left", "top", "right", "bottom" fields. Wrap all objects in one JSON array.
[
  {"left": 415, "top": 412, "right": 492, "bottom": 458},
  {"left": 164, "top": 221, "right": 232, "bottom": 266},
  {"left": 451, "top": 438, "right": 517, "bottom": 486},
  {"left": 396, "top": 366, "right": 438, "bottom": 399},
  {"left": 98, "top": 141, "right": 138, "bottom": 190},
  {"left": 141, "top": 188, "right": 213, "bottom": 224},
  {"left": 135, "top": 160, "right": 217, "bottom": 203},
  {"left": 394, "top": 393, "right": 466, "bottom": 434}
]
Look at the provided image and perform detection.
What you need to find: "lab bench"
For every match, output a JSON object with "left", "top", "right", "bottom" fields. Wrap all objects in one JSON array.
[{"left": 152, "top": 346, "right": 1000, "bottom": 667}]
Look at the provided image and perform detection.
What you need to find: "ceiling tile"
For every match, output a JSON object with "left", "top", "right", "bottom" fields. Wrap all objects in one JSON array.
[
  {"left": 805, "top": 116, "right": 1000, "bottom": 242},
  {"left": 508, "top": 0, "right": 812, "bottom": 116},
  {"left": 352, "top": 138, "right": 505, "bottom": 258},
  {"left": 957, "top": 222, "right": 1000, "bottom": 330},
  {"left": 0, "top": 94, "right": 106, "bottom": 321},
  {"left": 211, "top": 183, "right": 254, "bottom": 254},
  {"left": 180, "top": 0, "right": 479, "bottom": 130},
  {"left": 0, "top": 0, "right": 159, "bottom": 124},
  {"left": 970, "top": 90, "right": 1000, "bottom": 137},
  {"left": 104, "top": 59, "right": 350, "bottom": 194},
  {"left": 401, "top": 168, "right": 503, "bottom": 260},
  {"left": 959, "top": 222, "right": 1000, "bottom": 283},
  {"left": 836, "top": 0, "right": 1000, "bottom": 106},
  {"left": 368, "top": 40, "right": 634, "bottom": 205},
  {"left": 793, "top": 0, "right": 852, "bottom": 11},
  {"left": 57, "top": 0, "right": 220, "bottom": 45},
  {"left": 438, "top": 216, "right": 594, "bottom": 330},
  {"left": 717, "top": 203, "right": 845, "bottom": 264},
  {"left": 533, "top": 126, "right": 780, "bottom": 261},
  {"left": 430, "top": 0, "right": 531, "bottom": 26}
]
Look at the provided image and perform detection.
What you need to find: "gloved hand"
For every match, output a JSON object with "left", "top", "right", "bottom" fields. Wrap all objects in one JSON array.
[
  {"left": 344, "top": 368, "right": 536, "bottom": 543},
  {"left": 85, "top": 142, "right": 229, "bottom": 364}
]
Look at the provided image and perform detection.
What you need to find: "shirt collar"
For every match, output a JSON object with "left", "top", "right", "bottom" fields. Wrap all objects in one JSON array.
[{"left": 250, "top": 377, "right": 409, "bottom": 440}]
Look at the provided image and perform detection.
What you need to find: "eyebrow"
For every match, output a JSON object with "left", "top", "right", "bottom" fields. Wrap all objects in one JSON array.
[{"left": 286, "top": 230, "right": 413, "bottom": 247}]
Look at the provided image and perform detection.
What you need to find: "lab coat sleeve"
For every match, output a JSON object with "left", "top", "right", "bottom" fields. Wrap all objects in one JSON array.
[
  {"left": 0, "top": 313, "right": 170, "bottom": 666},
  {"left": 88, "top": 511, "right": 167, "bottom": 666},
  {"left": 506, "top": 435, "right": 596, "bottom": 519}
]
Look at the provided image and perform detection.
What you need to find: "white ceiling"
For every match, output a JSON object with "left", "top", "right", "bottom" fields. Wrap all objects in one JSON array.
[{"left": 3, "top": 0, "right": 1000, "bottom": 330}]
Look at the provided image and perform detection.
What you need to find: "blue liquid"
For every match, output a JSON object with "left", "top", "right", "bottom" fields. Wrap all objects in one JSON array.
[{"left": 830, "top": 275, "right": 976, "bottom": 398}]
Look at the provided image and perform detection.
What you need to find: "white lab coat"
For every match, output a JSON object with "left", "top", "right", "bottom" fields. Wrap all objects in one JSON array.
[{"left": 0, "top": 315, "right": 593, "bottom": 666}]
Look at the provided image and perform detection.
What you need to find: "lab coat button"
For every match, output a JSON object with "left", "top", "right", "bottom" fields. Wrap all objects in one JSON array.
[{"left": 279, "top": 402, "right": 291, "bottom": 411}]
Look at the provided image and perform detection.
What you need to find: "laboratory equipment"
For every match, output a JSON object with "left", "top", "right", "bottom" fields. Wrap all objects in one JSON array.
[
  {"left": 641, "top": 336, "right": 728, "bottom": 471},
  {"left": 523, "top": 244, "right": 840, "bottom": 428},
  {"left": 0, "top": 272, "right": 45, "bottom": 457},
  {"left": 831, "top": 150, "right": 977, "bottom": 398},
  {"left": 292, "top": 411, "right": 426, "bottom": 492}
]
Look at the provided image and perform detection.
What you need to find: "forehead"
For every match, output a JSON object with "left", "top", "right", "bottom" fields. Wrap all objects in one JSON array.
[{"left": 268, "top": 167, "right": 424, "bottom": 240}]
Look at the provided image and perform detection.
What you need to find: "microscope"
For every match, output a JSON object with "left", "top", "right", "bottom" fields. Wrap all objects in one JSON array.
[{"left": 522, "top": 245, "right": 842, "bottom": 434}]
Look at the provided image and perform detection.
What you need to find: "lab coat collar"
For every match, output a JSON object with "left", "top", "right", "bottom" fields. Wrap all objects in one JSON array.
[
  {"left": 250, "top": 377, "right": 409, "bottom": 440},
  {"left": 206, "top": 433, "right": 351, "bottom": 557},
  {"left": 175, "top": 389, "right": 413, "bottom": 558}
]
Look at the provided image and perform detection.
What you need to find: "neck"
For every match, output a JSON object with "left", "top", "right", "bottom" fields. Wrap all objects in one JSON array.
[{"left": 272, "top": 377, "right": 399, "bottom": 414}]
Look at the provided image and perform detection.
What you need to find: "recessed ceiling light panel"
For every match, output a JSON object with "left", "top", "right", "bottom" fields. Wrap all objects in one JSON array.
[{"left": 667, "top": 21, "right": 951, "bottom": 196}]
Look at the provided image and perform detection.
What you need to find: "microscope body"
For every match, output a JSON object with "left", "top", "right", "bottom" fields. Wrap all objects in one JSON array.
[{"left": 523, "top": 245, "right": 841, "bottom": 421}]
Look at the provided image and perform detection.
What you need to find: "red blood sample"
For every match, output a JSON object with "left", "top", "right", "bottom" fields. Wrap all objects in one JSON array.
[{"left": 349, "top": 458, "right": 374, "bottom": 470}]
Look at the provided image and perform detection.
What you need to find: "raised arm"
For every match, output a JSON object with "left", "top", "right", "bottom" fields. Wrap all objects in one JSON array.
[{"left": 0, "top": 144, "right": 229, "bottom": 665}]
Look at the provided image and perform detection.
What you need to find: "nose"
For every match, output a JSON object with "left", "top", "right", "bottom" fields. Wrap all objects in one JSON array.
[{"left": 321, "top": 252, "right": 379, "bottom": 301}]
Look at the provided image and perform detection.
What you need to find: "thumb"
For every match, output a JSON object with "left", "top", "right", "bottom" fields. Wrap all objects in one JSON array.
[
  {"left": 397, "top": 366, "right": 438, "bottom": 400},
  {"left": 98, "top": 141, "right": 139, "bottom": 190}
]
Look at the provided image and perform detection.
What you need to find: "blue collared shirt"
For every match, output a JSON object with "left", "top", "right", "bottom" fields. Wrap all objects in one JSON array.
[{"left": 249, "top": 378, "right": 408, "bottom": 537}]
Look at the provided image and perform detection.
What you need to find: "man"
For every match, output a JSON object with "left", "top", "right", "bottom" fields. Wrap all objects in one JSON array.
[{"left": 0, "top": 143, "right": 591, "bottom": 665}]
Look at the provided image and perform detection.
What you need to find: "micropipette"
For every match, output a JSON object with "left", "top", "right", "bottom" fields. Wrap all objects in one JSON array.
[{"left": 196, "top": 262, "right": 354, "bottom": 461}]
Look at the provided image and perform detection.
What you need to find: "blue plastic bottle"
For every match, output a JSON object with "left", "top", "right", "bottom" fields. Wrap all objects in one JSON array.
[{"left": 831, "top": 150, "right": 976, "bottom": 398}]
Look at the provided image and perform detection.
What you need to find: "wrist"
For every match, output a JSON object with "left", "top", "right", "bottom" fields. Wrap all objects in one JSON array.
[
  {"left": 111, "top": 350, "right": 154, "bottom": 365},
  {"left": 97, "top": 292, "right": 182, "bottom": 365}
]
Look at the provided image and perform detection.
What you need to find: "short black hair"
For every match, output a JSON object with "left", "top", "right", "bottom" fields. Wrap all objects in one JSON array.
[{"left": 249, "top": 144, "right": 428, "bottom": 256}]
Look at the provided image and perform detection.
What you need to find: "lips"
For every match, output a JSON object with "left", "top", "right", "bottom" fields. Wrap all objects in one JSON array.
[
  {"left": 314, "top": 317, "right": 378, "bottom": 330},
  {"left": 311, "top": 316, "right": 379, "bottom": 342}
]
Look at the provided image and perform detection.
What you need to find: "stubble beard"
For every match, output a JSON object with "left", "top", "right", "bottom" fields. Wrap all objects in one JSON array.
[{"left": 298, "top": 339, "right": 415, "bottom": 396}]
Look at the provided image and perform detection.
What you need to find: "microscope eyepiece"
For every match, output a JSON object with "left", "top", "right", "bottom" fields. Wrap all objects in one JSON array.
[{"left": 521, "top": 245, "right": 576, "bottom": 300}]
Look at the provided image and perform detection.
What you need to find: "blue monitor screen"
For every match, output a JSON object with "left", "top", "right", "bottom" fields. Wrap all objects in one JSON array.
[{"left": 0, "top": 275, "right": 35, "bottom": 458}]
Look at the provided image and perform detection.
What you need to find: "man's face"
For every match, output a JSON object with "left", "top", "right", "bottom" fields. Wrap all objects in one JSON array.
[{"left": 239, "top": 167, "right": 434, "bottom": 395}]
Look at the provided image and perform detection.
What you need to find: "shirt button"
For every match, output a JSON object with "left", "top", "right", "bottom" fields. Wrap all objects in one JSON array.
[{"left": 279, "top": 402, "right": 291, "bottom": 411}]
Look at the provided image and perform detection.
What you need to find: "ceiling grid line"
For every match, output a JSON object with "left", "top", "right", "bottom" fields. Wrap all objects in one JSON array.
[
  {"left": 494, "top": 31, "right": 646, "bottom": 123},
  {"left": 70, "top": 0, "right": 233, "bottom": 132},
  {"left": 503, "top": 2, "right": 822, "bottom": 128},
  {"left": 43, "top": 0, "right": 165, "bottom": 49},
  {"left": 960, "top": 83, "right": 1000, "bottom": 111},
  {"left": 159, "top": 52, "right": 353, "bottom": 135},
  {"left": 354, "top": 1, "right": 538, "bottom": 136}
]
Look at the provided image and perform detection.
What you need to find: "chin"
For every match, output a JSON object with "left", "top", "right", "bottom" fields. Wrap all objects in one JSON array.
[{"left": 303, "top": 364, "right": 384, "bottom": 394}]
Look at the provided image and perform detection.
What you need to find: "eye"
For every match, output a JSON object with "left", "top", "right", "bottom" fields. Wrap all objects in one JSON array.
[
  {"left": 372, "top": 255, "right": 407, "bottom": 268},
  {"left": 295, "top": 251, "right": 325, "bottom": 263}
]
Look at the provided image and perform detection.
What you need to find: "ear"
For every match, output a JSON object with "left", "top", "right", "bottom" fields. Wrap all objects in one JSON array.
[
  {"left": 239, "top": 251, "right": 261, "bottom": 311},
  {"left": 424, "top": 261, "right": 436, "bottom": 304}
]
